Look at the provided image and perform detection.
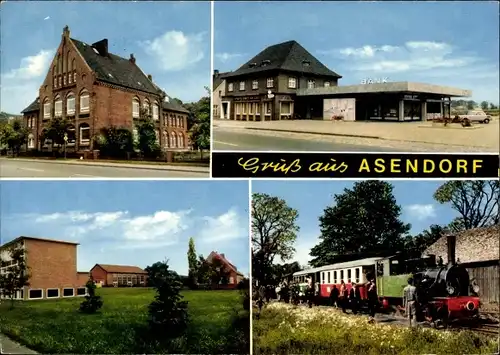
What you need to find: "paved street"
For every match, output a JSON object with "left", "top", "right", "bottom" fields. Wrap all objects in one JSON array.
[
  {"left": 0, "top": 159, "right": 209, "bottom": 178},
  {"left": 213, "top": 129, "right": 399, "bottom": 152},
  {"left": 0, "top": 333, "right": 37, "bottom": 354}
]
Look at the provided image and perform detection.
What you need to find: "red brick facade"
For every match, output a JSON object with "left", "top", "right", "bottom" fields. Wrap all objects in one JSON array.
[
  {"left": 0, "top": 236, "right": 88, "bottom": 300},
  {"left": 90, "top": 264, "right": 147, "bottom": 287},
  {"left": 206, "top": 251, "right": 245, "bottom": 289},
  {"left": 22, "top": 26, "right": 190, "bottom": 153}
]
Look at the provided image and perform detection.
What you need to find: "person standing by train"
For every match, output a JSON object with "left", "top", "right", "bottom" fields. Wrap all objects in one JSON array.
[
  {"left": 349, "top": 282, "right": 361, "bottom": 314},
  {"left": 329, "top": 285, "right": 339, "bottom": 308},
  {"left": 314, "top": 282, "right": 320, "bottom": 306},
  {"left": 339, "top": 280, "right": 347, "bottom": 313},
  {"left": 367, "top": 278, "right": 378, "bottom": 318},
  {"left": 403, "top": 277, "right": 418, "bottom": 327}
]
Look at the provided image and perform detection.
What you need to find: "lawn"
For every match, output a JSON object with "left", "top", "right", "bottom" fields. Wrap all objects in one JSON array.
[
  {"left": 253, "top": 302, "right": 499, "bottom": 355},
  {"left": 0, "top": 288, "right": 249, "bottom": 354}
]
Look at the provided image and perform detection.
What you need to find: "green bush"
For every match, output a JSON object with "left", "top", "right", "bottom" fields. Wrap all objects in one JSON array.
[{"left": 79, "top": 277, "right": 103, "bottom": 314}]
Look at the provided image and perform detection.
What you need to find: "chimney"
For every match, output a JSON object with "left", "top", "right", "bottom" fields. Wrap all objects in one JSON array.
[
  {"left": 147, "top": 74, "right": 153, "bottom": 81},
  {"left": 92, "top": 39, "right": 109, "bottom": 57},
  {"left": 62, "top": 25, "right": 70, "bottom": 38},
  {"left": 220, "top": 253, "right": 225, "bottom": 259},
  {"left": 129, "top": 53, "right": 136, "bottom": 64},
  {"left": 214, "top": 69, "right": 219, "bottom": 77},
  {"left": 446, "top": 234, "right": 456, "bottom": 265}
]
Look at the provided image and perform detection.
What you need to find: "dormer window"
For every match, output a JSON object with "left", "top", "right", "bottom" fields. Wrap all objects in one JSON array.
[
  {"left": 261, "top": 60, "right": 271, "bottom": 67},
  {"left": 92, "top": 47, "right": 99, "bottom": 55},
  {"left": 302, "top": 60, "right": 311, "bottom": 67},
  {"left": 249, "top": 62, "right": 257, "bottom": 68}
]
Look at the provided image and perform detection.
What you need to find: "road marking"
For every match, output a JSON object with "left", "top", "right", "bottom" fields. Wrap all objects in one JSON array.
[
  {"left": 213, "top": 141, "right": 239, "bottom": 147},
  {"left": 19, "top": 167, "right": 44, "bottom": 172}
]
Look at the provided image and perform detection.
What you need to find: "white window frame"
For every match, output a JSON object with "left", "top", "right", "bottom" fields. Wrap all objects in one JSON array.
[
  {"left": 288, "top": 77, "right": 297, "bottom": 89},
  {"left": 80, "top": 93, "right": 90, "bottom": 113},
  {"left": 324, "top": 81, "right": 330, "bottom": 88},
  {"left": 80, "top": 125, "right": 90, "bottom": 144},
  {"left": 43, "top": 102, "right": 51, "bottom": 118},
  {"left": 76, "top": 287, "right": 87, "bottom": 297},
  {"left": 28, "top": 288, "right": 44, "bottom": 300},
  {"left": 28, "top": 134, "right": 35, "bottom": 148},
  {"left": 229, "top": 277, "right": 234, "bottom": 284},
  {"left": 152, "top": 104, "right": 159, "bottom": 120},
  {"left": 62, "top": 288, "right": 75, "bottom": 297},
  {"left": 178, "top": 133, "right": 183, "bottom": 148},
  {"left": 143, "top": 100, "right": 151, "bottom": 115},
  {"left": 228, "top": 83, "right": 233, "bottom": 92},
  {"left": 46, "top": 288, "right": 60, "bottom": 298},
  {"left": 307, "top": 80, "right": 316, "bottom": 89},
  {"left": 54, "top": 99, "right": 63, "bottom": 117},
  {"left": 155, "top": 129, "right": 160, "bottom": 143},
  {"left": 252, "top": 80, "right": 258, "bottom": 90},
  {"left": 132, "top": 99, "right": 140, "bottom": 118},
  {"left": 266, "top": 78, "right": 274, "bottom": 88},
  {"left": 239, "top": 81, "right": 245, "bottom": 91},
  {"left": 67, "top": 96, "right": 76, "bottom": 115}
]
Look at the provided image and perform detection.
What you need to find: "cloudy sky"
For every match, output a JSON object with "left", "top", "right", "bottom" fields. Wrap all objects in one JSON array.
[
  {"left": 252, "top": 180, "right": 462, "bottom": 268},
  {"left": 0, "top": 180, "right": 250, "bottom": 276},
  {"left": 215, "top": 1, "right": 499, "bottom": 104},
  {"left": 1, "top": 1, "right": 210, "bottom": 114}
]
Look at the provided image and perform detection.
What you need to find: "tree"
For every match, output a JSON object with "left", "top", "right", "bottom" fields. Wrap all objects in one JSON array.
[
  {"left": 148, "top": 260, "right": 188, "bottom": 339},
  {"left": 480, "top": 101, "right": 489, "bottom": 110},
  {"left": 0, "top": 119, "right": 30, "bottom": 156},
  {"left": 466, "top": 100, "right": 476, "bottom": 110},
  {"left": 79, "top": 276, "right": 103, "bottom": 313},
  {"left": 489, "top": 102, "right": 497, "bottom": 110},
  {"left": 310, "top": 181, "right": 411, "bottom": 267},
  {"left": 135, "top": 108, "right": 160, "bottom": 158},
  {"left": 0, "top": 244, "right": 30, "bottom": 309},
  {"left": 145, "top": 261, "right": 173, "bottom": 288},
  {"left": 44, "top": 116, "right": 71, "bottom": 152},
  {"left": 187, "top": 238, "right": 197, "bottom": 288},
  {"left": 404, "top": 224, "right": 447, "bottom": 259},
  {"left": 196, "top": 255, "right": 230, "bottom": 288},
  {"left": 252, "top": 193, "right": 299, "bottom": 286},
  {"left": 95, "top": 127, "right": 133, "bottom": 158},
  {"left": 188, "top": 87, "right": 210, "bottom": 157},
  {"left": 434, "top": 181, "right": 499, "bottom": 232}
]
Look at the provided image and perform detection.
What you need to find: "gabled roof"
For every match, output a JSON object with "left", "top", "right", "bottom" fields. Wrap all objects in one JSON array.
[
  {"left": 207, "top": 251, "right": 244, "bottom": 276},
  {"left": 21, "top": 97, "right": 40, "bottom": 114},
  {"left": 162, "top": 98, "right": 189, "bottom": 113},
  {"left": 224, "top": 40, "right": 342, "bottom": 79},
  {"left": 92, "top": 263, "right": 147, "bottom": 274},
  {"left": 71, "top": 38, "right": 161, "bottom": 96},
  {"left": 213, "top": 71, "right": 230, "bottom": 90},
  {"left": 423, "top": 225, "right": 499, "bottom": 264},
  {"left": 0, "top": 236, "right": 79, "bottom": 250}
]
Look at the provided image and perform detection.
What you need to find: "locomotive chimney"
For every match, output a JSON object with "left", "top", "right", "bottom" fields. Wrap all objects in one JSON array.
[{"left": 446, "top": 234, "right": 456, "bottom": 265}]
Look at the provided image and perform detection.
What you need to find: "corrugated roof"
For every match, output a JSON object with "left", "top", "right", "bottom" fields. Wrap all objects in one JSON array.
[
  {"left": 93, "top": 264, "right": 147, "bottom": 274},
  {"left": 224, "top": 40, "right": 341, "bottom": 79}
]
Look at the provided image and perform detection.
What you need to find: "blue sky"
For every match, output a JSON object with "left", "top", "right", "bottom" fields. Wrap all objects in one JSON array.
[
  {"left": 1, "top": 1, "right": 210, "bottom": 114},
  {"left": 215, "top": 1, "right": 499, "bottom": 104},
  {"left": 252, "top": 180, "right": 461, "bottom": 267},
  {"left": 0, "top": 180, "right": 250, "bottom": 276}
]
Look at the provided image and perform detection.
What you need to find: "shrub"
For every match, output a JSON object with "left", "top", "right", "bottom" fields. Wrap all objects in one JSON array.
[
  {"left": 79, "top": 277, "right": 103, "bottom": 314},
  {"left": 148, "top": 261, "right": 189, "bottom": 339}
]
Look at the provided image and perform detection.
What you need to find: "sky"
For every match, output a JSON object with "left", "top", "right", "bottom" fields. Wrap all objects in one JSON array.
[
  {"left": 252, "top": 180, "right": 463, "bottom": 268},
  {"left": 215, "top": 1, "right": 499, "bottom": 104},
  {"left": 0, "top": 1, "right": 210, "bottom": 114},
  {"left": 0, "top": 180, "right": 250, "bottom": 276}
]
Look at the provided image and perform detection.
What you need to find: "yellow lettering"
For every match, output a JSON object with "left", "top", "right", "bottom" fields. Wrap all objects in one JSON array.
[
  {"left": 390, "top": 159, "right": 401, "bottom": 173},
  {"left": 407, "top": 159, "right": 418, "bottom": 173},
  {"left": 456, "top": 159, "right": 467, "bottom": 173},
  {"left": 439, "top": 159, "right": 452, "bottom": 174},
  {"left": 359, "top": 159, "right": 370, "bottom": 173},
  {"left": 472, "top": 160, "right": 482, "bottom": 173},
  {"left": 309, "top": 159, "right": 347, "bottom": 173},
  {"left": 261, "top": 159, "right": 302, "bottom": 174},
  {"left": 423, "top": 159, "right": 435, "bottom": 173},
  {"left": 238, "top": 157, "right": 260, "bottom": 174},
  {"left": 374, "top": 158, "right": 385, "bottom": 173}
]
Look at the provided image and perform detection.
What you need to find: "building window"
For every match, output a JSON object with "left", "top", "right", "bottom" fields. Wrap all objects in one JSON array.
[
  {"left": 80, "top": 91, "right": 90, "bottom": 113},
  {"left": 43, "top": 101, "right": 51, "bottom": 119},
  {"left": 47, "top": 288, "right": 59, "bottom": 298},
  {"left": 281, "top": 102, "right": 291, "bottom": 115},
  {"left": 218, "top": 90, "right": 222, "bottom": 97},
  {"left": 252, "top": 80, "right": 258, "bottom": 90},
  {"left": 143, "top": 99, "right": 151, "bottom": 115},
  {"left": 288, "top": 77, "right": 297, "bottom": 88},
  {"left": 155, "top": 129, "right": 160, "bottom": 143},
  {"left": 307, "top": 80, "right": 316, "bottom": 89},
  {"left": 53, "top": 76, "right": 57, "bottom": 88},
  {"left": 73, "top": 70, "right": 76, "bottom": 83},
  {"left": 324, "top": 81, "right": 330, "bottom": 87},
  {"left": 79, "top": 123, "right": 90, "bottom": 144},
  {"left": 170, "top": 134, "right": 176, "bottom": 148},
  {"left": 54, "top": 97, "right": 62, "bottom": 117},
  {"left": 132, "top": 98, "right": 140, "bottom": 118},
  {"left": 164, "top": 132, "right": 169, "bottom": 147},
  {"left": 58, "top": 76, "right": 62, "bottom": 87},
  {"left": 266, "top": 78, "right": 274, "bottom": 88},
  {"left": 63, "top": 288, "right": 74, "bottom": 297},
  {"left": 228, "top": 83, "right": 233, "bottom": 92},
  {"left": 29, "top": 289, "right": 43, "bottom": 299},
  {"left": 152, "top": 103, "right": 159, "bottom": 120},
  {"left": 178, "top": 133, "right": 183, "bottom": 148},
  {"left": 229, "top": 277, "right": 234, "bottom": 284},
  {"left": 67, "top": 125, "right": 76, "bottom": 145},
  {"left": 133, "top": 128, "right": 139, "bottom": 143},
  {"left": 239, "top": 81, "right": 245, "bottom": 91},
  {"left": 63, "top": 75, "right": 67, "bottom": 86},
  {"left": 28, "top": 134, "right": 35, "bottom": 148},
  {"left": 67, "top": 94, "right": 75, "bottom": 115},
  {"left": 76, "top": 287, "right": 86, "bottom": 296}
]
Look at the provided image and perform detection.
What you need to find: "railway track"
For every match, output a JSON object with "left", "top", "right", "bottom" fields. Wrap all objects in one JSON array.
[{"left": 452, "top": 323, "right": 499, "bottom": 336}]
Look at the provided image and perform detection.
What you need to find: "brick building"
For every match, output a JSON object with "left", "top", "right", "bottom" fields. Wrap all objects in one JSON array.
[
  {"left": 206, "top": 251, "right": 245, "bottom": 289},
  {"left": 217, "top": 40, "right": 342, "bottom": 121},
  {"left": 21, "top": 26, "right": 190, "bottom": 153},
  {"left": 90, "top": 264, "right": 147, "bottom": 287},
  {"left": 0, "top": 236, "right": 87, "bottom": 300}
]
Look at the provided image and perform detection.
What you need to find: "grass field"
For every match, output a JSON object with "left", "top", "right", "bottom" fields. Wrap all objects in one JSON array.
[
  {"left": 253, "top": 303, "right": 499, "bottom": 355},
  {"left": 0, "top": 288, "right": 249, "bottom": 354}
]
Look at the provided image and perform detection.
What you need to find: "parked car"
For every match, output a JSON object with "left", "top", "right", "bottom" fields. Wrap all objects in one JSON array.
[{"left": 458, "top": 110, "right": 491, "bottom": 124}]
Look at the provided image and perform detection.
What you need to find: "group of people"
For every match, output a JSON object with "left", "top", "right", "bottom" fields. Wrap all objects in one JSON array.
[{"left": 327, "top": 278, "right": 378, "bottom": 317}]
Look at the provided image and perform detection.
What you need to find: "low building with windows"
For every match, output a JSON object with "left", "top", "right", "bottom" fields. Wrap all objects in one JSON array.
[
  {"left": 217, "top": 40, "right": 471, "bottom": 122},
  {"left": 0, "top": 236, "right": 87, "bottom": 300},
  {"left": 205, "top": 251, "right": 245, "bottom": 289},
  {"left": 89, "top": 264, "right": 148, "bottom": 287},
  {"left": 21, "top": 26, "right": 190, "bottom": 153}
]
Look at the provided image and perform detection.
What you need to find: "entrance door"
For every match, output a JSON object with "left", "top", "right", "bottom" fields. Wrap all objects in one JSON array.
[{"left": 221, "top": 102, "right": 230, "bottom": 119}]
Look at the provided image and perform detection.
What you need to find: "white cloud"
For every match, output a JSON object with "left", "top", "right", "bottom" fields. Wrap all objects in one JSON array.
[
  {"left": 2, "top": 49, "right": 54, "bottom": 80},
  {"left": 44, "top": 16, "right": 50, "bottom": 21},
  {"left": 289, "top": 235, "right": 320, "bottom": 268},
  {"left": 141, "top": 30, "right": 205, "bottom": 71},
  {"left": 198, "top": 208, "right": 246, "bottom": 242},
  {"left": 405, "top": 204, "right": 437, "bottom": 221},
  {"left": 215, "top": 52, "right": 243, "bottom": 63}
]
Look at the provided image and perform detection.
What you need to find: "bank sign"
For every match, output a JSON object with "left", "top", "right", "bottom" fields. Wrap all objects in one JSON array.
[{"left": 361, "top": 77, "right": 389, "bottom": 84}]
